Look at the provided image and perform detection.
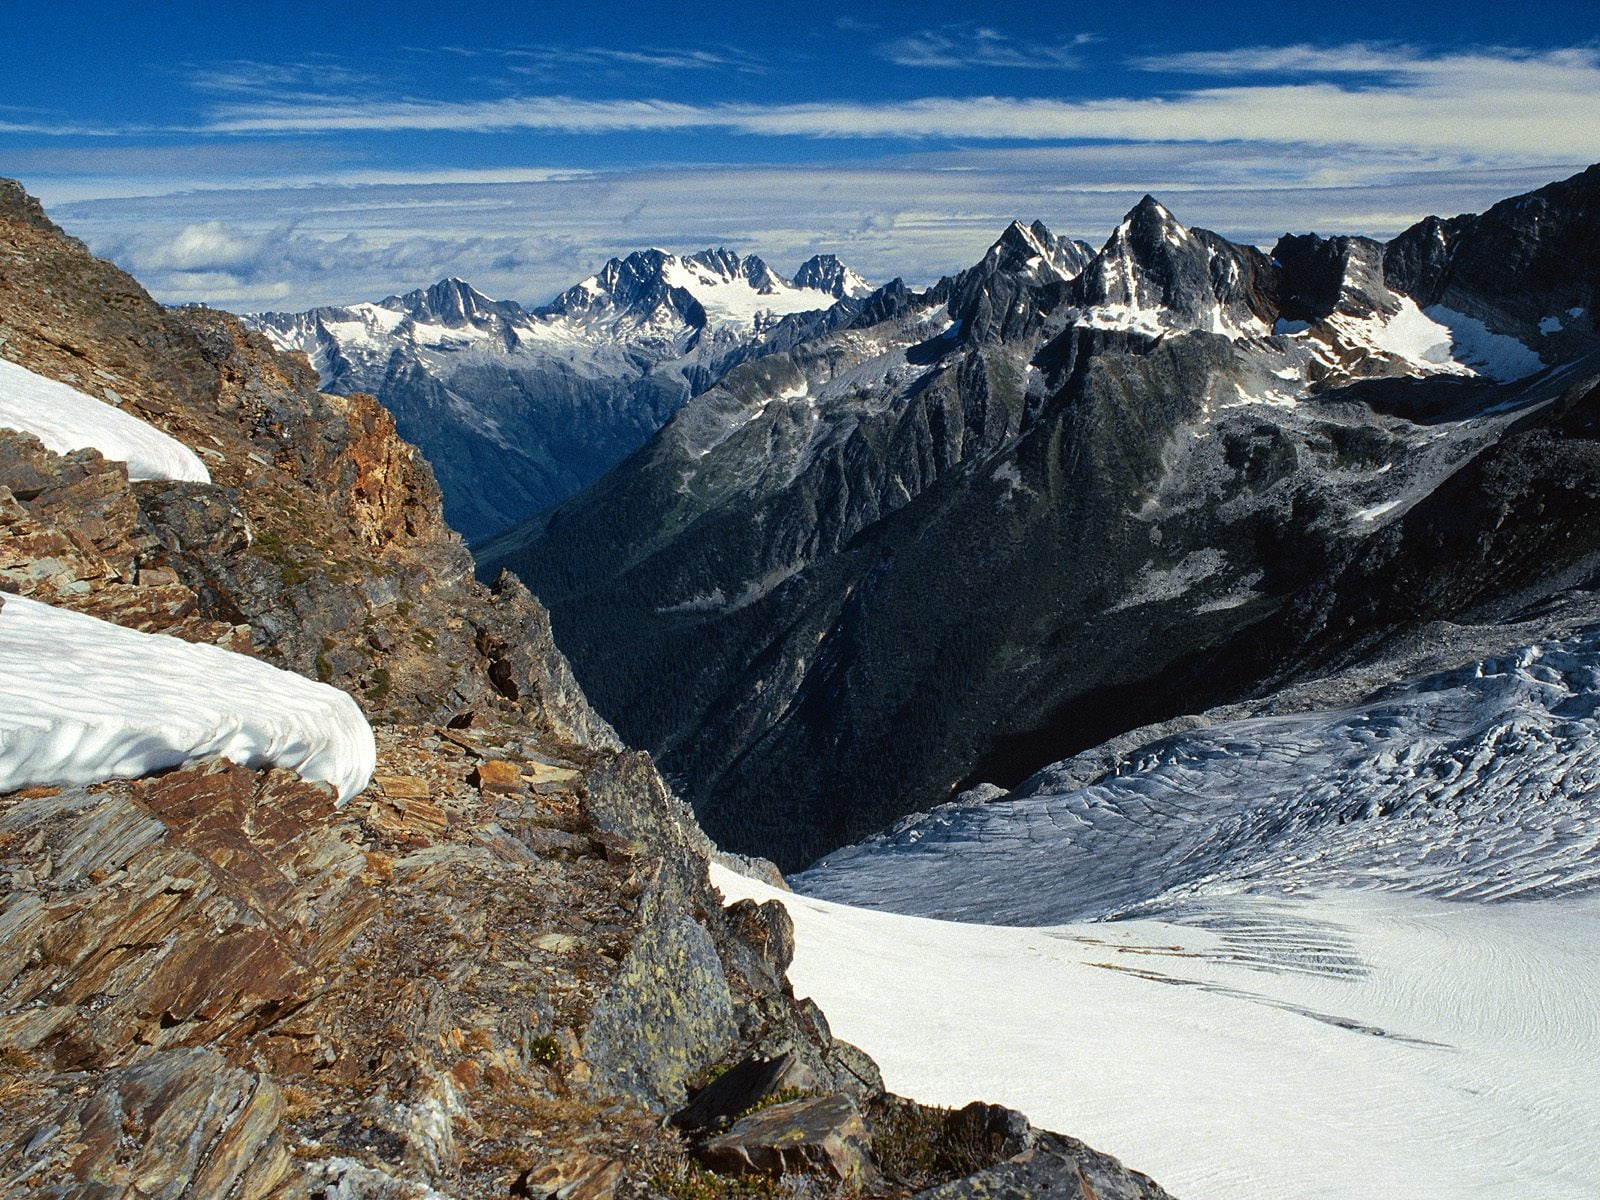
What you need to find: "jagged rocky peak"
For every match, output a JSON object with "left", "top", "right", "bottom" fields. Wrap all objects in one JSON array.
[
  {"left": 1272, "top": 233, "right": 1399, "bottom": 323},
  {"left": 1383, "top": 162, "right": 1600, "bottom": 347},
  {"left": 984, "top": 218, "right": 1094, "bottom": 282},
  {"left": 575, "top": 247, "right": 679, "bottom": 310},
  {"left": 384, "top": 275, "right": 512, "bottom": 326},
  {"left": 685, "top": 246, "right": 786, "bottom": 293},
  {"left": 933, "top": 218, "right": 1094, "bottom": 343},
  {"left": 1076, "top": 194, "right": 1277, "bottom": 337},
  {"left": 793, "top": 253, "right": 873, "bottom": 298}
]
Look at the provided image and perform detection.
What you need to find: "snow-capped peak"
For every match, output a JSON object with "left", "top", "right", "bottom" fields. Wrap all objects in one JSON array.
[
  {"left": 383, "top": 277, "right": 504, "bottom": 326},
  {"left": 980, "top": 220, "right": 1094, "bottom": 284},
  {"left": 1072, "top": 196, "right": 1273, "bottom": 341},
  {"left": 1103, "top": 195, "right": 1192, "bottom": 258},
  {"left": 541, "top": 245, "right": 869, "bottom": 343},
  {"left": 792, "top": 254, "right": 873, "bottom": 299}
]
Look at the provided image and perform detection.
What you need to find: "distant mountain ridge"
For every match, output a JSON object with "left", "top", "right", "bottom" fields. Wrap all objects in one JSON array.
[
  {"left": 483, "top": 166, "right": 1600, "bottom": 870},
  {"left": 249, "top": 247, "right": 872, "bottom": 540}
]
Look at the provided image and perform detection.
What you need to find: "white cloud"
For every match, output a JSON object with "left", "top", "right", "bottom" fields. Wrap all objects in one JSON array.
[
  {"left": 1130, "top": 42, "right": 1599, "bottom": 78},
  {"left": 414, "top": 42, "right": 767, "bottom": 76},
  {"left": 187, "top": 58, "right": 380, "bottom": 96},
  {"left": 46, "top": 147, "right": 1585, "bottom": 312},
  {"left": 504, "top": 45, "right": 767, "bottom": 75},
  {"left": 194, "top": 45, "right": 1600, "bottom": 163},
  {"left": 879, "top": 27, "right": 1092, "bottom": 70}
]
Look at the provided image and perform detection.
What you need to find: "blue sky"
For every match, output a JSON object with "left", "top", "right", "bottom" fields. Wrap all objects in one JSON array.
[{"left": 6, "top": 0, "right": 1599, "bottom": 308}]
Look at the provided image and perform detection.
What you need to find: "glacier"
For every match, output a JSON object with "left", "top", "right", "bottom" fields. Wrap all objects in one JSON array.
[
  {"left": 0, "top": 594, "right": 374, "bottom": 800},
  {"left": 798, "top": 628, "right": 1600, "bottom": 923},
  {"left": 742, "top": 625, "right": 1600, "bottom": 1198},
  {"left": 0, "top": 357, "right": 210, "bottom": 483}
]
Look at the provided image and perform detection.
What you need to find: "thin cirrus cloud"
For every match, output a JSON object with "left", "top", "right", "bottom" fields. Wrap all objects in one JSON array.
[
  {"left": 504, "top": 45, "right": 768, "bottom": 75},
  {"left": 1129, "top": 41, "right": 1600, "bottom": 77},
  {"left": 420, "top": 43, "right": 767, "bottom": 75},
  {"left": 878, "top": 27, "right": 1097, "bottom": 70},
  {"left": 195, "top": 45, "right": 1600, "bottom": 161},
  {"left": 185, "top": 58, "right": 382, "bottom": 97}
]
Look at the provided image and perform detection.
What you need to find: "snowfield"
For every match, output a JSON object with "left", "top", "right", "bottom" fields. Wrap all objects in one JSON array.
[
  {"left": 0, "top": 357, "right": 210, "bottom": 483},
  {"left": 733, "top": 626, "right": 1600, "bottom": 1199},
  {"left": 715, "top": 867, "right": 1600, "bottom": 1200},
  {"left": 0, "top": 594, "right": 373, "bottom": 800}
]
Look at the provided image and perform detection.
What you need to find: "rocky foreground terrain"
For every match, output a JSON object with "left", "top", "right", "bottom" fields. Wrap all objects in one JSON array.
[{"left": 0, "top": 181, "right": 1170, "bottom": 1198}]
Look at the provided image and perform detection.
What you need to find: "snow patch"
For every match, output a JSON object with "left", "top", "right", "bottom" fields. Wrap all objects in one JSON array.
[
  {"left": 0, "top": 594, "right": 374, "bottom": 800},
  {"left": 751, "top": 628, "right": 1600, "bottom": 1199},
  {"left": 1353, "top": 497, "right": 1404, "bottom": 522},
  {"left": 992, "top": 460, "right": 1028, "bottom": 500},
  {"left": 0, "top": 358, "right": 210, "bottom": 483},
  {"left": 1424, "top": 305, "right": 1545, "bottom": 382}
]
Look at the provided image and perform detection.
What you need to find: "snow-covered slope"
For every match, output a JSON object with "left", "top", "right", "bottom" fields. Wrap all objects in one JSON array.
[
  {"left": 715, "top": 866, "right": 1600, "bottom": 1200},
  {"left": 0, "top": 356, "right": 209, "bottom": 483},
  {"left": 0, "top": 594, "right": 374, "bottom": 800},
  {"left": 770, "top": 625, "right": 1600, "bottom": 1198}
]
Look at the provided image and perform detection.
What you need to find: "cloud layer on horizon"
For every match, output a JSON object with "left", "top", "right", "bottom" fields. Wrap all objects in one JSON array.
[
  {"left": 46, "top": 148, "right": 1583, "bottom": 312},
  {"left": 11, "top": 37, "right": 1595, "bottom": 312}
]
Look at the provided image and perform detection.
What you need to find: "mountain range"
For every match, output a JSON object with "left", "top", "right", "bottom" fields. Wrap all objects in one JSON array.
[
  {"left": 480, "top": 165, "right": 1600, "bottom": 870},
  {"left": 250, "top": 249, "right": 872, "bottom": 540}
]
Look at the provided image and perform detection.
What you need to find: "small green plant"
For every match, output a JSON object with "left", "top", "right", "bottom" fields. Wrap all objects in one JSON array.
[
  {"left": 647, "top": 1163, "right": 782, "bottom": 1200},
  {"left": 735, "top": 1087, "right": 815, "bottom": 1120},
  {"left": 528, "top": 1035, "right": 562, "bottom": 1066},
  {"left": 364, "top": 666, "right": 392, "bottom": 703}
]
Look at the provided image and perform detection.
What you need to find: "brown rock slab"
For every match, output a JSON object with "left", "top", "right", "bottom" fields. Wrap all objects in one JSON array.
[
  {"left": 54, "top": 1048, "right": 296, "bottom": 1199},
  {"left": 672, "top": 1050, "right": 820, "bottom": 1132},
  {"left": 373, "top": 773, "right": 431, "bottom": 799},
  {"left": 367, "top": 794, "right": 450, "bottom": 843},
  {"left": 698, "top": 1093, "right": 875, "bottom": 1183},
  {"left": 523, "top": 761, "right": 580, "bottom": 785},
  {"left": 472, "top": 758, "right": 525, "bottom": 794},
  {"left": 135, "top": 565, "right": 179, "bottom": 587},
  {"left": 515, "top": 1152, "right": 623, "bottom": 1200}
]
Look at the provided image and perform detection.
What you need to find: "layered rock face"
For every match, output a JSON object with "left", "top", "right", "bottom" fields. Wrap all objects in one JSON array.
[
  {"left": 488, "top": 168, "right": 1600, "bottom": 871},
  {"left": 0, "top": 179, "right": 1167, "bottom": 1200}
]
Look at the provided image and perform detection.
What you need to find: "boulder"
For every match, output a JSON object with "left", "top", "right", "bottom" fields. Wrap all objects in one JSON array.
[
  {"left": 671, "top": 1050, "right": 820, "bottom": 1132},
  {"left": 470, "top": 758, "right": 524, "bottom": 793},
  {"left": 697, "top": 1093, "right": 875, "bottom": 1183}
]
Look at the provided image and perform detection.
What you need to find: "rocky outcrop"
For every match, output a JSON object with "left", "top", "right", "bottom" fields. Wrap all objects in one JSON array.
[
  {"left": 16, "top": 1048, "right": 295, "bottom": 1199},
  {"left": 699, "top": 1094, "right": 876, "bottom": 1183}
]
